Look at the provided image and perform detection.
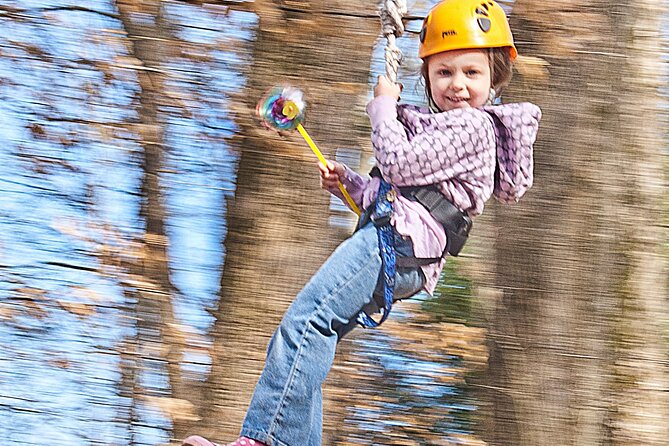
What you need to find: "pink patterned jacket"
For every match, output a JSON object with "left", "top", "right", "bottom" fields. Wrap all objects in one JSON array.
[{"left": 330, "top": 95, "right": 541, "bottom": 294}]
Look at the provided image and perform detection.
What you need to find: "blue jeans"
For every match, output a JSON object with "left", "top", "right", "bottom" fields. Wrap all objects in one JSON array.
[{"left": 240, "top": 222, "right": 426, "bottom": 446}]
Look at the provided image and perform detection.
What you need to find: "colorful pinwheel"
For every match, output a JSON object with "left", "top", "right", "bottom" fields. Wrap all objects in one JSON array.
[{"left": 257, "top": 87, "right": 361, "bottom": 215}]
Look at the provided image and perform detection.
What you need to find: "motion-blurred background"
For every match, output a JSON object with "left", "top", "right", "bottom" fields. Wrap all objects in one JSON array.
[{"left": 0, "top": 1, "right": 666, "bottom": 445}]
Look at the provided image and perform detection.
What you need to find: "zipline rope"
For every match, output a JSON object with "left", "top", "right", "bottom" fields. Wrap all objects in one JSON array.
[
  {"left": 380, "top": 0, "right": 407, "bottom": 82},
  {"left": 355, "top": 0, "right": 407, "bottom": 328}
]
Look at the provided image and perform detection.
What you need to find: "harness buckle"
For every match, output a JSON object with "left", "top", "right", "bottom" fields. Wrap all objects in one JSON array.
[{"left": 372, "top": 212, "right": 392, "bottom": 227}]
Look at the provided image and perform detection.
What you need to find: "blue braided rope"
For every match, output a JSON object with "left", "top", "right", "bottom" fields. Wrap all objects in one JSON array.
[{"left": 357, "top": 179, "right": 396, "bottom": 328}]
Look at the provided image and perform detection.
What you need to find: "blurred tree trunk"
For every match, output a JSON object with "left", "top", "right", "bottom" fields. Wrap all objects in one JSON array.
[
  {"left": 115, "top": 0, "right": 189, "bottom": 433},
  {"left": 474, "top": 1, "right": 668, "bottom": 445},
  {"left": 180, "top": 0, "right": 378, "bottom": 442}
]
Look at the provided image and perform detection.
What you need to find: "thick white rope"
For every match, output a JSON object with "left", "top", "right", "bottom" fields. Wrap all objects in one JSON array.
[{"left": 380, "top": 0, "right": 407, "bottom": 83}]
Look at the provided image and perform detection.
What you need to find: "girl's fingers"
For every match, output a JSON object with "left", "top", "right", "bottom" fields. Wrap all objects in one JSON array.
[
  {"left": 319, "top": 161, "right": 340, "bottom": 191},
  {"left": 319, "top": 160, "right": 340, "bottom": 174},
  {"left": 319, "top": 160, "right": 335, "bottom": 169}
]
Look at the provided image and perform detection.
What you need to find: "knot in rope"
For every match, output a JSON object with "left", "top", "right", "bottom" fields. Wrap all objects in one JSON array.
[{"left": 380, "top": 0, "right": 407, "bottom": 83}]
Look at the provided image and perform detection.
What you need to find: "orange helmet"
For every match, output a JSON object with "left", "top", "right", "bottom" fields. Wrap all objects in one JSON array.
[{"left": 419, "top": 0, "right": 517, "bottom": 60}]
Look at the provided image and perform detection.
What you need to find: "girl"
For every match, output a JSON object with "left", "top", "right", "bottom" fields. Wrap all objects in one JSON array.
[{"left": 184, "top": 0, "right": 541, "bottom": 445}]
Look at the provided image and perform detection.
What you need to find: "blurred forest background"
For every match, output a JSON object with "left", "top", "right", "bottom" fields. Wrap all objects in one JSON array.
[{"left": 0, "top": 0, "right": 666, "bottom": 445}]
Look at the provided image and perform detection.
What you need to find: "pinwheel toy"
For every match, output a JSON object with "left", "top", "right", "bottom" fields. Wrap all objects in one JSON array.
[{"left": 256, "top": 86, "right": 361, "bottom": 216}]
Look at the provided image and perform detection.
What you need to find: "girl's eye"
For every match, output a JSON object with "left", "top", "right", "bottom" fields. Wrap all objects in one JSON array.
[
  {"left": 467, "top": 70, "right": 480, "bottom": 76},
  {"left": 438, "top": 69, "right": 451, "bottom": 76}
]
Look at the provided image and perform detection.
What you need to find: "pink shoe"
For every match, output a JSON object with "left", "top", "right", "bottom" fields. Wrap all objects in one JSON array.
[
  {"left": 182, "top": 435, "right": 266, "bottom": 446},
  {"left": 227, "top": 439, "right": 265, "bottom": 446},
  {"left": 182, "top": 436, "right": 220, "bottom": 446}
]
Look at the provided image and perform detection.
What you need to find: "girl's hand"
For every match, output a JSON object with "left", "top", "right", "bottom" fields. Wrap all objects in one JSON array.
[
  {"left": 319, "top": 160, "right": 345, "bottom": 191},
  {"left": 374, "top": 75, "right": 402, "bottom": 100}
]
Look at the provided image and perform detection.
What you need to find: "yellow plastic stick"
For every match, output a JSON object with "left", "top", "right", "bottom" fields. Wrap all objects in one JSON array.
[{"left": 296, "top": 123, "right": 361, "bottom": 216}]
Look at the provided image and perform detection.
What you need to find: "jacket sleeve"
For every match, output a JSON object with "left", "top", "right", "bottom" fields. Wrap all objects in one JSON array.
[
  {"left": 324, "top": 163, "right": 370, "bottom": 211},
  {"left": 367, "top": 96, "right": 496, "bottom": 188},
  {"left": 484, "top": 103, "right": 541, "bottom": 203}
]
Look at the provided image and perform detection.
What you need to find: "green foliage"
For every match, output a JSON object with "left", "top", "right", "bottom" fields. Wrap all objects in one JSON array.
[{"left": 421, "top": 260, "right": 475, "bottom": 324}]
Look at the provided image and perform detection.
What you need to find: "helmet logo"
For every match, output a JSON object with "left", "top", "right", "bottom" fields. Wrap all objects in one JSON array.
[{"left": 475, "top": 3, "right": 493, "bottom": 33}]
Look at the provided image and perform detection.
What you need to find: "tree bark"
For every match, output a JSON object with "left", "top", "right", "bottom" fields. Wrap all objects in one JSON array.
[
  {"left": 115, "top": 0, "right": 189, "bottom": 431},
  {"left": 475, "top": 1, "right": 669, "bottom": 444}
]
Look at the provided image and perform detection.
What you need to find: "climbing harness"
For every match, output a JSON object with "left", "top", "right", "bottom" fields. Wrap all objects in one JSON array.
[
  {"left": 397, "top": 185, "right": 472, "bottom": 261},
  {"left": 356, "top": 169, "right": 473, "bottom": 328},
  {"left": 360, "top": 167, "right": 472, "bottom": 258},
  {"left": 356, "top": 178, "right": 397, "bottom": 328}
]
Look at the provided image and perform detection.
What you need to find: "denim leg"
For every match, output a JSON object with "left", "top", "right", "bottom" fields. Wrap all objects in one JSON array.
[{"left": 240, "top": 223, "right": 425, "bottom": 446}]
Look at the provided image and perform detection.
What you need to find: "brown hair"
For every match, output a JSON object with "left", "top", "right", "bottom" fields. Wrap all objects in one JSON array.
[
  {"left": 421, "top": 47, "right": 514, "bottom": 105},
  {"left": 488, "top": 47, "right": 514, "bottom": 93}
]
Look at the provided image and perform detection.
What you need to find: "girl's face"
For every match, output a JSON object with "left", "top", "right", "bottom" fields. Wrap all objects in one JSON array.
[{"left": 426, "top": 49, "right": 492, "bottom": 111}]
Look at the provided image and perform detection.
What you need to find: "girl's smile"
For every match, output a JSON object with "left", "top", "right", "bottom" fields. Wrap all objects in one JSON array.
[{"left": 427, "top": 49, "right": 492, "bottom": 111}]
